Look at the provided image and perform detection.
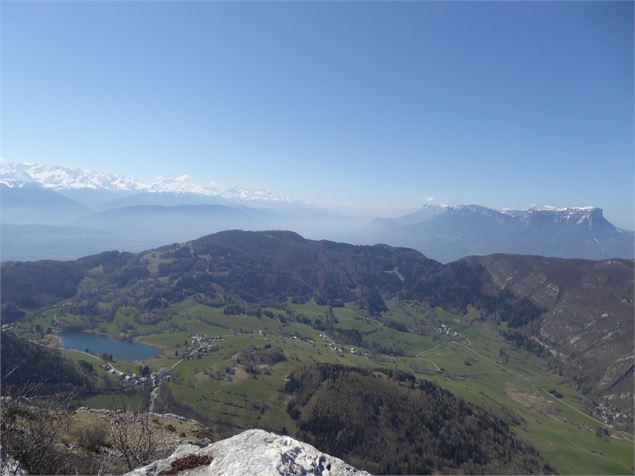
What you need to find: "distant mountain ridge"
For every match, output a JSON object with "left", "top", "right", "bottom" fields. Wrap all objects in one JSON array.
[
  {"left": 364, "top": 204, "right": 633, "bottom": 262},
  {"left": 1, "top": 161, "right": 632, "bottom": 263},
  {"left": 0, "top": 161, "right": 293, "bottom": 204},
  {"left": 0, "top": 183, "right": 90, "bottom": 225}
]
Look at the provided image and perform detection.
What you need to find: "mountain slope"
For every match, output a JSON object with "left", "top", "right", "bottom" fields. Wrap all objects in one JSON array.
[
  {"left": 1, "top": 331, "right": 93, "bottom": 396},
  {"left": 364, "top": 204, "right": 634, "bottom": 262},
  {"left": 459, "top": 254, "right": 634, "bottom": 428},
  {"left": 285, "top": 365, "right": 552, "bottom": 475},
  {"left": 99, "top": 191, "right": 232, "bottom": 209},
  {"left": 0, "top": 183, "right": 91, "bottom": 225},
  {"left": 180, "top": 230, "right": 443, "bottom": 307}
]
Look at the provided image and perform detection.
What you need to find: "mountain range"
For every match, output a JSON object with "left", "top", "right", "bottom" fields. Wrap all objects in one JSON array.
[
  {"left": 0, "top": 161, "right": 632, "bottom": 262},
  {"left": 0, "top": 161, "right": 293, "bottom": 204},
  {"left": 362, "top": 204, "right": 634, "bottom": 262}
]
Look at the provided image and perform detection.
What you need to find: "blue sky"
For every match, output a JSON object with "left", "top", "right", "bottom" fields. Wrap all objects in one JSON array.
[{"left": 2, "top": 1, "right": 633, "bottom": 227}]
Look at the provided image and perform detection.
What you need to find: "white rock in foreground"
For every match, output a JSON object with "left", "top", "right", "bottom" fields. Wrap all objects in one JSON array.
[{"left": 127, "top": 429, "right": 370, "bottom": 476}]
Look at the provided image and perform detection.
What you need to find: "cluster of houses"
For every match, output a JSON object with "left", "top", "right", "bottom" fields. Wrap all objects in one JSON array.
[
  {"left": 181, "top": 334, "right": 223, "bottom": 360},
  {"left": 317, "top": 333, "right": 369, "bottom": 358},
  {"left": 318, "top": 333, "right": 342, "bottom": 353},
  {"left": 100, "top": 363, "right": 172, "bottom": 388},
  {"left": 288, "top": 334, "right": 315, "bottom": 346},
  {"left": 101, "top": 363, "right": 147, "bottom": 386},
  {"left": 595, "top": 398, "right": 630, "bottom": 427},
  {"left": 348, "top": 347, "right": 370, "bottom": 358},
  {"left": 437, "top": 323, "right": 459, "bottom": 337}
]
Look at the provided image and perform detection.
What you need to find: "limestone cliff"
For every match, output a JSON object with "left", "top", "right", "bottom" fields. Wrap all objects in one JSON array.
[{"left": 127, "top": 429, "right": 369, "bottom": 476}]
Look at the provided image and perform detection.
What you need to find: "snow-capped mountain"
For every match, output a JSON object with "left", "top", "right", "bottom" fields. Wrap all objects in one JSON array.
[
  {"left": 0, "top": 161, "right": 147, "bottom": 192},
  {"left": 500, "top": 205, "right": 605, "bottom": 227},
  {"left": 363, "top": 203, "right": 633, "bottom": 262},
  {"left": 390, "top": 203, "right": 613, "bottom": 229},
  {"left": 1, "top": 160, "right": 632, "bottom": 263},
  {"left": 0, "top": 161, "right": 293, "bottom": 204},
  {"left": 0, "top": 161, "right": 359, "bottom": 260}
]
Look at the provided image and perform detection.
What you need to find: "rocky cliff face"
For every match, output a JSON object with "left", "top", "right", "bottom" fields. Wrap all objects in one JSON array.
[
  {"left": 127, "top": 429, "right": 369, "bottom": 476},
  {"left": 464, "top": 254, "right": 634, "bottom": 429}
]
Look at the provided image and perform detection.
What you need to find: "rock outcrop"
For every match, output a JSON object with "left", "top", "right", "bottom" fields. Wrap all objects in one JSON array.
[{"left": 127, "top": 429, "right": 370, "bottom": 476}]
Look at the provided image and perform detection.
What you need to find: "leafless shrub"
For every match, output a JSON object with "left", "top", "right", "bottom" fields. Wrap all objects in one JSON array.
[
  {"left": 109, "top": 405, "right": 172, "bottom": 471},
  {"left": 0, "top": 384, "right": 75, "bottom": 475},
  {"left": 75, "top": 421, "right": 110, "bottom": 453}
]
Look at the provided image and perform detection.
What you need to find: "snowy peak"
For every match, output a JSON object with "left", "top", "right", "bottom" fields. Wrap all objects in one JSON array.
[
  {"left": 0, "top": 161, "right": 293, "bottom": 204},
  {"left": 145, "top": 174, "right": 228, "bottom": 197},
  {"left": 501, "top": 206, "right": 606, "bottom": 227},
  {"left": 375, "top": 203, "right": 610, "bottom": 232},
  {"left": 0, "top": 162, "right": 147, "bottom": 192},
  {"left": 444, "top": 204, "right": 507, "bottom": 217},
  {"left": 411, "top": 203, "right": 606, "bottom": 226}
]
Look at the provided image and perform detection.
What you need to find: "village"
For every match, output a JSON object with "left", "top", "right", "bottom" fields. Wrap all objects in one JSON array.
[
  {"left": 100, "top": 334, "right": 224, "bottom": 388},
  {"left": 180, "top": 334, "right": 223, "bottom": 360}
]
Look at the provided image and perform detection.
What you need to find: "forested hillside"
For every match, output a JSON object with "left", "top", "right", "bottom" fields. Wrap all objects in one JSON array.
[
  {"left": 1, "top": 331, "right": 94, "bottom": 396},
  {"left": 285, "top": 364, "right": 553, "bottom": 475}
]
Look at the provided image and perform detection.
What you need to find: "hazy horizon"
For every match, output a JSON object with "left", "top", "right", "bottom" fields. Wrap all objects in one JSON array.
[
  {"left": 2, "top": 1, "right": 633, "bottom": 228},
  {"left": 1, "top": 158, "right": 632, "bottom": 230}
]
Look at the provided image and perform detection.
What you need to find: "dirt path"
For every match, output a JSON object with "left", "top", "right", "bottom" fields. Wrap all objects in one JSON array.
[
  {"left": 168, "top": 359, "right": 184, "bottom": 371},
  {"left": 416, "top": 344, "right": 441, "bottom": 357},
  {"left": 425, "top": 359, "right": 441, "bottom": 371},
  {"left": 65, "top": 348, "right": 130, "bottom": 375},
  {"left": 392, "top": 266, "right": 405, "bottom": 283},
  {"left": 149, "top": 386, "right": 160, "bottom": 413}
]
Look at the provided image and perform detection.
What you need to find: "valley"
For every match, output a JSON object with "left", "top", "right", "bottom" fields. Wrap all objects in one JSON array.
[
  {"left": 2, "top": 231, "right": 633, "bottom": 474},
  {"left": 3, "top": 3, "right": 632, "bottom": 474}
]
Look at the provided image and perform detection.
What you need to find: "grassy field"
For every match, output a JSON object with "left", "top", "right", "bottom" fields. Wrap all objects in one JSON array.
[{"left": 50, "top": 298, "right": 633, "bottom": 475}]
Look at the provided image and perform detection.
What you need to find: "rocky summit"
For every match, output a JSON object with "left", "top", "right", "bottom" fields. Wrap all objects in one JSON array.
[{"left": 127, "top": 429, "right": 369, "bottom": 476}]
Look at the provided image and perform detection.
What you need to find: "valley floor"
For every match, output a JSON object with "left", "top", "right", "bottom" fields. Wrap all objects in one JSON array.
[{"left": 20, "top": 297, "right": 629, "bottom": 475}]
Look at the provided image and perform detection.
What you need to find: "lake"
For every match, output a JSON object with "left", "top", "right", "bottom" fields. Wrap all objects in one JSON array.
[{"left": 57, "top": 330, "right": 160, "bottom": 361}]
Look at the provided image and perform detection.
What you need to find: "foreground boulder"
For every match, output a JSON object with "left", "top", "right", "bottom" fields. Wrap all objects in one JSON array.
[{"left": 127, "top": 429, "right": 370, "bottom": 476}]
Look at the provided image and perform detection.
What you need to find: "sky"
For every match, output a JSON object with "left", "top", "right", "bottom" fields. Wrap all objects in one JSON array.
[{"left": 2, "top": 1, "right": 633, "bottom": 227}]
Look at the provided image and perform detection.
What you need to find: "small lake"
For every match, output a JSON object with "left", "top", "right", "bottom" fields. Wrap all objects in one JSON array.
[{"left": 57, "top": 330, "right": 160, "bottom": 361}]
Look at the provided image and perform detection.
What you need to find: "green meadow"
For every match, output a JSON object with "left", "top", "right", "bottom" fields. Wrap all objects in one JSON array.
[{"left": 53, "top": 298, "right": 633, "bottom": 475}]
